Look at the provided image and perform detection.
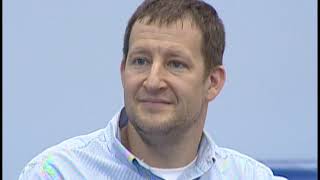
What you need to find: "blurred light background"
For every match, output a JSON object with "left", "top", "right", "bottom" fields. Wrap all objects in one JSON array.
[{"left": 3, "top": 0, "right": 317, "bottom": 179}]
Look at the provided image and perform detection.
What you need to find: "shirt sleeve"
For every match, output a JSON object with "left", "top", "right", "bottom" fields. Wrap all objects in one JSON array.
[
  {"left": 252, "top": 164, "right": 288, "bottom": 180},
  {"left": 19, "top": 159, "right": 64, "bottom": 180},
  {"left": 272, "top": 176, "right": 288, "bottom": 180}
]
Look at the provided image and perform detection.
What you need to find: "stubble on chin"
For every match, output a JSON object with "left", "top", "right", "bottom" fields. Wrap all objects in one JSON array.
[
  {"left": 133, "top": 113, "right": 180, "bottom": 134},
  {"left": 127, "top": 107, "right": 198, "bottom": 146}
]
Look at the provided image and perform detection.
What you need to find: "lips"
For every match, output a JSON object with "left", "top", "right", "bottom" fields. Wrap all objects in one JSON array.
[{"left": 138, "top": 98, "right": 172, "bottom": 104}]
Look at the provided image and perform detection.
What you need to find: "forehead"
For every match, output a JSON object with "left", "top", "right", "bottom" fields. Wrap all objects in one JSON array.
[{"left": 129, "top": 18, "right": 203, "bottom": 53}]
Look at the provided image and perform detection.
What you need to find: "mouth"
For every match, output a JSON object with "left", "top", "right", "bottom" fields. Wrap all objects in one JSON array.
[
  {"left": 138, "top": 98, "right": 173, "bottom": 109},
  {"left": 139, "top": 99, "right": 171, "bottom": 104}
]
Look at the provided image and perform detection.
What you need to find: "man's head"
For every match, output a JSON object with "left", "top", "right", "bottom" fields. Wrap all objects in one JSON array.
[
  {"left": 120, "top": 0, "right": 225, "bottom": 141},
  {"left": 123, "top": 0, "right": 225, "bottom": 77}
]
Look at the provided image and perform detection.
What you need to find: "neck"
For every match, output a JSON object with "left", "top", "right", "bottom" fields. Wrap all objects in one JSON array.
[{"left": 121, "top": 118, "right": 205, "bottom": 169}]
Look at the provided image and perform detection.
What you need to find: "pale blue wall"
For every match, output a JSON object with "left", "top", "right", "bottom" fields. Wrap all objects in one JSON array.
[{"left": 4, "top": 0, "right": 317, "bottom": 179}]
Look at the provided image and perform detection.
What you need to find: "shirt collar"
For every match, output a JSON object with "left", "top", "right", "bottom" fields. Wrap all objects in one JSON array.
[{"left": 105, "top": 107, "right": 225, "bottom": 171}]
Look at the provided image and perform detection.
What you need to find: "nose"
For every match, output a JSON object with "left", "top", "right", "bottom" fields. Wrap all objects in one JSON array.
[{"left": 142, "top": 62, "right": 167, "bottom": 93}]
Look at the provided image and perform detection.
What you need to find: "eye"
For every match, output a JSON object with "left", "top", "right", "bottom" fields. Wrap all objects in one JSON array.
[
  {"left": 167, "top": 60, "right": 187, "bottom": 70},
  {"left": 131, "top": 57, "right": 149, "bottom": 66}
]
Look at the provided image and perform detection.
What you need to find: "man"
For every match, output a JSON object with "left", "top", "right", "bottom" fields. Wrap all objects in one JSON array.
[{"left": 19, "top": 0, "right": 286, "bottom": 179}]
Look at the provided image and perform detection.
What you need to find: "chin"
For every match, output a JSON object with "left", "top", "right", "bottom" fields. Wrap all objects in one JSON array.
[{"left": 132, "top": 113, "right": 183, "bottom": 135}]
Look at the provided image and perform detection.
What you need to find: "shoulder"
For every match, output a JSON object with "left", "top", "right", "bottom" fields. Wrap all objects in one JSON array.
[
  {"left": 19, "top": 128, "right": 108, "bottom": 179},
  {"left": 216, "top": 147, "right": 274, "bottom": 179}
]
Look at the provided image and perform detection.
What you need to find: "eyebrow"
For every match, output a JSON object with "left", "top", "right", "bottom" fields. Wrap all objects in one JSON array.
[
  {"left": 128, "top": 47, "right": 150, "bottom": 55},
  {"left": 128, "top": 46, "right": 193, "bottom": 64},
  {"left": 163, "top": 48, "right": 193, "bottom": 65},
  {"left": 130, "top": 44, "right": 189, "bottom": 54},
  {"left": 165, "top": 48, "right": 189, "bottom": 58}
]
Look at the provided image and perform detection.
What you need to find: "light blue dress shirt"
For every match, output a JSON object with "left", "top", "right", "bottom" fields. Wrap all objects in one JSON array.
[{"left": 19, "top": 108, "right": 285, "bottom": 180}]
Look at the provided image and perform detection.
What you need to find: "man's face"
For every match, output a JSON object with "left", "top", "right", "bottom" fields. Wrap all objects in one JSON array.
[{"left": 121, "top": 18, "right": 220, "bottom": 136}]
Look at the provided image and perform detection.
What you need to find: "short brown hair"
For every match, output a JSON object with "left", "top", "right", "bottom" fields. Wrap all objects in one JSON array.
[{"left": 123, "top": 0, "right": 225, "bottom": 75}]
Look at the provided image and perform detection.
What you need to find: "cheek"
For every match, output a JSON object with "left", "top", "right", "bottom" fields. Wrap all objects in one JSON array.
[
  {"left": 123, "top": 76, "right": 142, "bottom": 97},
  {"left": 174, "top": 81, "right": 205, "bottom": 104}
]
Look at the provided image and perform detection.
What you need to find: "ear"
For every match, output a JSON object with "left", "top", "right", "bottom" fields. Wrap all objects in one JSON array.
[
  {"left": 206, "top": 65, "right": 226, "bottom": 101},
  {"left": 120, "top": 58, "right": 126, "bottom": 87}
]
